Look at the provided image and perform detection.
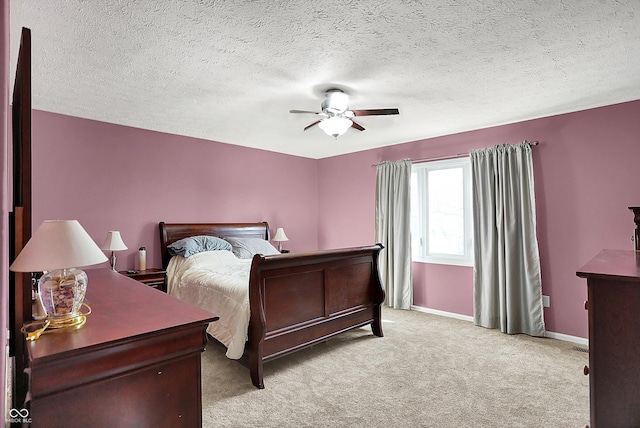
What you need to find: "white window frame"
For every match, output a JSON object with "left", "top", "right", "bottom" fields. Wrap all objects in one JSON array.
[{"left": 411, "top": 157, "right": 474, "bottom": 267}]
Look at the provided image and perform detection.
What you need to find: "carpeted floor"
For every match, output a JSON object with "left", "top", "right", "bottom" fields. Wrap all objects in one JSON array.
[{"left": 201, "top": 308, "right": 590, "bottom": 427}]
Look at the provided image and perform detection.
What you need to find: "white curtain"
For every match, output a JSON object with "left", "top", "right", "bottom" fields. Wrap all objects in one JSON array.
[
  {"left": 470, "top": 142, "right": 545, "bottom": 336},
  {"left": 375, "top": 159, "right": 412, "bottom": 309}
]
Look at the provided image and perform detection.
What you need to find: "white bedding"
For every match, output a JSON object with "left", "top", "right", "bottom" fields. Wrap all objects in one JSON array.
[{"left": 166, "top": 250, "right": 252, "bottom": 359}]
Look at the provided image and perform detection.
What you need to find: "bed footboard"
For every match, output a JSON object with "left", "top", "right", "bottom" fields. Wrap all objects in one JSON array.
[{"left": 246, "top": 244, "right": 385, "bottom": 389}]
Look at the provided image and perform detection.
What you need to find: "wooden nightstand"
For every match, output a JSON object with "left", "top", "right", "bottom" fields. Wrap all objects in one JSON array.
[{"left": 120, "top": 268, "right": 167, "bottom": 292}]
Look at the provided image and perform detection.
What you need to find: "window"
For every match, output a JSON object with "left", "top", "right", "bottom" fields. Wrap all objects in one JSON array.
[{"left": 410, "top": 157, "right": 473, "bottom": 266}]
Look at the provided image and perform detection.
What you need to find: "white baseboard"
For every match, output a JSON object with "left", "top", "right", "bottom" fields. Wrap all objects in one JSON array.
[
  {"left": 410, "top": 305, "right": 589, "bottom": 347},
  {"left": 544, "top": 331, "right": 589, "bottom": 347},
  {"left": 410, "top": 305, "right": 474, "bottom": 322}
]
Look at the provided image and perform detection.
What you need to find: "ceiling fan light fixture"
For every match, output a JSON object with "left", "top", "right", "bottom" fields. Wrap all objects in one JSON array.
[
  {"left": 318, "top": 116, "right": 352, "bottom": 139},
  {"left": 290, "top": 89, "right": 398, "bottom": 136}
]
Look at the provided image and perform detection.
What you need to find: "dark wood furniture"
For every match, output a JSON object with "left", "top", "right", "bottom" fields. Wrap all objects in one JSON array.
[
  {"left": 26, "top": 269, "right": 217, "bottom": 428},
  {"left": 159, "top": 221, "right": 385, "bottom": 389},
  {"left": 577, "top": 249, "right": 640, "bottom": 427},
  {"left": 9, "top": 26, "right": 33, "bottom": 412},
  {"left": 120, "top": 268, "right": 167, "bottom": 292}
]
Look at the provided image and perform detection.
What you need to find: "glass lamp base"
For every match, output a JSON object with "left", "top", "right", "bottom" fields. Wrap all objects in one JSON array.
[{"left": 38, "top": 267, "right": 88, "bottom": 321}]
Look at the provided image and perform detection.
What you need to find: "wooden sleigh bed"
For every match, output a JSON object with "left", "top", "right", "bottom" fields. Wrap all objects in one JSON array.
[{"left": 159, "top": 222, "right": 385, "bottom": 389}]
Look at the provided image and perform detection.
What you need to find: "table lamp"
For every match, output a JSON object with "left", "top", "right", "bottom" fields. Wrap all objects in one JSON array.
[
  {"left": 101, "top": 230, "right": 128, "bottom": 271},
  {"left": 9, "top": 220, "right": 108, "bottom": 332},
  {"left": 272, "top": 227, "right": 289, "bottom": 252}
]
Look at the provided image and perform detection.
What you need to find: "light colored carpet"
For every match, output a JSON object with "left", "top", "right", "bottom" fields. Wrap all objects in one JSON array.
[{"left": 201, "top": 308, "right": 589, "bottom": 427}]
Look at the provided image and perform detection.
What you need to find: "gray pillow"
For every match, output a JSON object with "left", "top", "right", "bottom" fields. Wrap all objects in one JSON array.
[
  {"left": 168, "top": 235, "right": 232, "bottom": 257},
  {"left": 224, "top": 237, "right": 280, "bottom": 259}
]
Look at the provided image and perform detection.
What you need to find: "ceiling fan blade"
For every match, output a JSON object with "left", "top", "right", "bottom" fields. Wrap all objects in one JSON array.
[
  {"left": 351, "top": 121, "right": 365, "bottom": 131},
  {"left": 303, "top": 120, "right": 321, "bottom": 131},
  {"left": 290, "top": 109, "right": 322, "bottom": 114},
  {"left": 352, "top": 108, "right": 400, "bottom": 116}
]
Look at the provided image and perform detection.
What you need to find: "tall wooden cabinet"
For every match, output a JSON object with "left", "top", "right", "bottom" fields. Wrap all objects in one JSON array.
[
  {"left": 25, "top": 269, "right": 217, "bottom": 428},
  {"left": 577, "top": 249, "right": 640, "bottom": 427}
]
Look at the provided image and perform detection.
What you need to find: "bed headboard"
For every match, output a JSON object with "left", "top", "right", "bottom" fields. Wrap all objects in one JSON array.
[{"left": 159, "top": 222, "right": 270, "bottom": 269}]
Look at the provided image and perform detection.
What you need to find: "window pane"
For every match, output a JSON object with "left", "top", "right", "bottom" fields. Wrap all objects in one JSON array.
[
  {"left": 428, "top": 168, "right": 464, "bottom": 255},
  {"left": 410, "top": 157, "right": 473, "bottom": 266}
]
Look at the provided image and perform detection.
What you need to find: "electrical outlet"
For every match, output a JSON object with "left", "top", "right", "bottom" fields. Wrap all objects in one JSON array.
[{"left": 542, "top": 295, "right": 550, "bottom": 308}]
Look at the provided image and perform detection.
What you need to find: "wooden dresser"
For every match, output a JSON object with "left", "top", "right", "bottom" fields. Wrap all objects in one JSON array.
[
  {"left": 577, "top": 249, "right": 640, "bottom": 427},
  {"left": 25, "top": 269, "right": 217, "bottom": 428}
]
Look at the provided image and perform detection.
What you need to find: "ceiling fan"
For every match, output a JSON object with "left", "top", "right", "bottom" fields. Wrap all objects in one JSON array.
[{"left": 290, "top": 89, "right": 399, "bottom": 139}]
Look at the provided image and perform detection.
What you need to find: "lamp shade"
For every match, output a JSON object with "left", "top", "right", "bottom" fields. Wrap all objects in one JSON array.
[
  {"left": 272, "top": 228, "right": 289, "bottom": 242},
  {"left": 101, "top": 231, "right": 128, "bottom": 251},
  {"left": 9, "top": 220, "right": 108, "bottom": 272},
  {"left": 318, "top": 116, "right": 352, "bottom": 138}
]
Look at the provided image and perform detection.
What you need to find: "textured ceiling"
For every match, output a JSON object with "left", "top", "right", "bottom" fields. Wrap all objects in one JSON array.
[{"left": 10, "top": 0, "right": 640, "bottom": 159}]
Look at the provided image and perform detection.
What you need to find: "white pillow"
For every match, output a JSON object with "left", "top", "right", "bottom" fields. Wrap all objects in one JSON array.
[{"left": 224, "top": 237, "right": 280, "bottom": 259}]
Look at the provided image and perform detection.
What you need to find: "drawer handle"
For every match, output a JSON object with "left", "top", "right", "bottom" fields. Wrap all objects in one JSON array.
[
  {"left": 584, "top": 300, "right": 588, "bottom": 310},
  {"left": 583, "top": 365, "right": 589, "bottom": 376}
]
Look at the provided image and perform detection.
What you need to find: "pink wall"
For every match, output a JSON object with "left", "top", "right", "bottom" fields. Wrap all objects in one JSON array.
[
  {"left": 318, "top": 99, "right": 640, "bottom": 339},
  {"left": 31, "top": 110, "right": 319, "bottom": 270},
  {"left": 317, "top": 150, "right": 378, "bottom": 248}
]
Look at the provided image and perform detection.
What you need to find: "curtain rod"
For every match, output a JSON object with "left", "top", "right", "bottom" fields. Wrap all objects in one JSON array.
[{"left": 372, "top": 140, "right": 539, "bottom": 167}]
